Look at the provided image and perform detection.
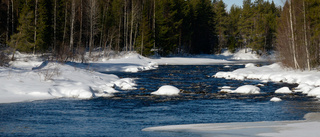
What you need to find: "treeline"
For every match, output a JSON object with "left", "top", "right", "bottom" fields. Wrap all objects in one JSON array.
[
  {"left": 1, "top": 0, "right": 320, "bottom": 70},
  {"left": 277, "top": 0, "right": 320, "bottom": 70},
  {"left": 0, "top": 0, "right": 280, "bottom": 59}
]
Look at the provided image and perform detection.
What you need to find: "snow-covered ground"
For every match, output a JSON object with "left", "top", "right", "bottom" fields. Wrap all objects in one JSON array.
[
  {"left": 0, "top": 52, "right": 156, "bottom": 103},
  {"left": 152, "top": 48, "right": 269, "bottom": 65}
]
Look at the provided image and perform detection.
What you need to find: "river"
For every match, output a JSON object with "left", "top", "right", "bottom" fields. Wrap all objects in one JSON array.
[{"left": 1, "top": 65, "right": 320, "bottom": 136}]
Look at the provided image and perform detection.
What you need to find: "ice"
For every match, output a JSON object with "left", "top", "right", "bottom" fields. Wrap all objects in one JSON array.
[
  {"left": 151, "top": 85, "right": 180, "bottom": 96},
  {"left": 275, "top": 87, "right": 292, "bottom": 94},
  {"left": 143, "top": 113, "right": 320, "bottom": 137},
  {"left": 270, "top": 97, "right": 282, "bottom": 102}
]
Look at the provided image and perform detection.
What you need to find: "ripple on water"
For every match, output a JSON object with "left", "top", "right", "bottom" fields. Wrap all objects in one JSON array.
[{"left": 1, "top": 65, "right": 320, "bottom": 137}]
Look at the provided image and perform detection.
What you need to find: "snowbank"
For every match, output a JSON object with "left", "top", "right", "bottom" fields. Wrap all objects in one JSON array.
[
  {"left": 152, "top": 48, "right": 268, "bottom": 65},
  {"left": 0, "top": 61, "right": 140, "bottom": 103},
  {"left": 151, "top": 85, "right": 180, "bottom": 96},
  {"left": 0, "top": 52, "right": 157, "bottom": 103},
  {"left": 214, "top": 63, "right": 320, "bottom": 98},
  {"left": 89, "top": 52, "right": 158, "bottom": 72}
]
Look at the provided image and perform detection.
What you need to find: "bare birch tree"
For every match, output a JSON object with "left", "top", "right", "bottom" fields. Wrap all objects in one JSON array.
[
  {"left": 289, "top": 0, "right": 300, "bottom": 69},
  {"left": 303, "top": 1, "right": 310, "bottom": 71},
  {"left": 69, "top": 0, "right": 75, "bottom": 51},
  {"left": 87, "top": 0, "right": 99, "bottom": 56}
]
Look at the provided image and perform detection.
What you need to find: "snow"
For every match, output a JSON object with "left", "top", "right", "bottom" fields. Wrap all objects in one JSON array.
[
  {"left": 270, "top": 97, "right": 282, "bottom": 102},
  {"left": 151, "top": 85, "right": 180, "bottom": 96},
  {"left": 87, "top": 52, "right": 158, "bottom": 72},
  {"left": 275, "top": 87, "right": 293, "bottom": 94},
  {"left": 214, "top": 63, "right": 320, "bottom": 98},
  {"left": 307, "top": 87, "right": 320, "bottom": 98},
  {"left": 152, "top": 48, "right": 269, "bottom": 65},
  {"left": 0, "top": 52, "right": 154, "bottom": 103},
  {"left": 219, "top": 85, "right": 260, "bottom": 94},
  {"left": 143, "top": 113, "right": 320, "bottom": 137},
  {"left": 233, "top": 85, "right": 260, "bottom": 94}
]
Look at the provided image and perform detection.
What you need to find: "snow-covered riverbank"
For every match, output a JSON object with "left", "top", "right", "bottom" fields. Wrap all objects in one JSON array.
[
  {"left": 215, "top": 63, "right": 320, "bottom": 98},
  {"left": 0, "top": 52, "right": 157, "bottom": 103},
  {"left": 153, "top": 48, "right": 270, "bottom": 65}
]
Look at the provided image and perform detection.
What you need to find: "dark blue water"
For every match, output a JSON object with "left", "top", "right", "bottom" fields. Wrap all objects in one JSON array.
[{"left": 1, "top": 65, "right": 320, "bottom": 137}]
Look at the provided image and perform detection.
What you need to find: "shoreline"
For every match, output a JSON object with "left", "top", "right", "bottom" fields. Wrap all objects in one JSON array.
[{"left": 143, "top": 113, "right": 320, "bottom": 137}]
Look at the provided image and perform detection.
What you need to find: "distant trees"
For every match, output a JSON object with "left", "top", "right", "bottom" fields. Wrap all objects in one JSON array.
[
  {"left": 277, "top": 0, "right": 320, "bottom": 70},
  {"left": 1, "top": 0, "right": 320, "bottom": 70}
]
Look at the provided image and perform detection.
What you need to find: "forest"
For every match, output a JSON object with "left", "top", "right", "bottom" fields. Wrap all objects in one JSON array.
[{"left": 0, "top": 0, "right": 319, "bottom": 70}]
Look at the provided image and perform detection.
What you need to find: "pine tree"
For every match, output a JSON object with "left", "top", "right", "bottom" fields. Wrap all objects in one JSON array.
[
  {"left": 227, "top": 5, "right": 241, "bottom": 53},
  {"left": 239, "top": 0, "right": 253, "bottom": 51},
  {"left": 213, "top": 0, "right": 227, "bottom": 53}
]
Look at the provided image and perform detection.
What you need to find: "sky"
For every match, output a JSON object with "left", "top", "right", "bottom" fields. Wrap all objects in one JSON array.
[{"left": 223, "top": 0, "right": 285, "bottom": 11}]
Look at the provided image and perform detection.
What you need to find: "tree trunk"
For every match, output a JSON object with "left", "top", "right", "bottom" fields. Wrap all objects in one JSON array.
[
  {"left": 6, "top": 0, "right": 10, "bottom": 43},
  {"left": 70, "top": 0, "right": 75, "bottom": 51},
  {"left": 133, "top": 22, "right": 138, "bottom": 51},
  {"left": 78, "top": 0, "right": 82, "bottom": 52},
  {"left": 129, "top": 0, "right": 134, "bottom": 51},
  {"left": 117, "top": 12, "right": 121, "bottom": 52},
  {"left": 303, "top": 1, "right": 310, "bottom": 71},
  {"left": 33, "top": 0, "right": 38, "bottom": 55},
  {"left": 54, "top": 0, "right": 57, "bottom": 53},
  {"left": 289, "top": 0, "right": 299, "bottom": 69},
  {"left": 100, "top": 7, "right": 105, "bottom": 56},
  {"left": 124, "top": 0, "right": 128, "bottom": 51},
  {"left": 89, "top": 0, "right": 97, "bottom": 57},
  {"left": 62, "top": 1, "right": 68, "bottom": 47},
  {"left": 153, "top": 0, "right": 156, "bottom": 50},
  {"left": 11, "top": 0, "right": 13, "bottom": 37}
]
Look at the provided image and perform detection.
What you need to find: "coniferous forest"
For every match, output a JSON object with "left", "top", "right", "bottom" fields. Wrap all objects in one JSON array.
[{"left": 0, "top": 0, "right": 319, "bottom": 70}]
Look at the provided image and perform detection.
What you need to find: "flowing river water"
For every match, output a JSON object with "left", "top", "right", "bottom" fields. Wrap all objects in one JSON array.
[{"left": 1, "top": 65, "right": 320, "bottom": 136}]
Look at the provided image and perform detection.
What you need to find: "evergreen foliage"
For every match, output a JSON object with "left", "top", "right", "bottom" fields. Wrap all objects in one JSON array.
[{"left": 0, "top": 0, "right": 319, "bottom": 70}]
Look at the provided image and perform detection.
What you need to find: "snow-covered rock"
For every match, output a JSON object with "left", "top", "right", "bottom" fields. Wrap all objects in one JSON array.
[
  {"left": 270, "top": 97, "right": 282, "bottom": 102},
  {"left": 307, "top": 87, "right": 320, "bottom": 98},
  {"left": 245, "top": 63, "right": 256, "bottom": 68},
  {"left": 113, "top": 78, "right": 137, "bottom": 90},
  {"left": 275, "top": 87, "right": 292, "bottom": 94},
  {"left": 232, "top": 85, "right": 260, "bottom": 94},
  {"left": 219, "top": 85, "right": 260, "bottom": 94},
  {"left": 294, "top": 84, "right": 315, "bottom": 94},
  {"left": 151, "top": 85, "right": 180, "bottom": 96}
]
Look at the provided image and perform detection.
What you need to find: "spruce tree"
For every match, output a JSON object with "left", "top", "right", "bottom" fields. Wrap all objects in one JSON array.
[
  {"left": 8, "top": 1, "right": 34, "bottom": 57},
  {"left": 213, "top": 0, "right": 227, "bottom": 53}
]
